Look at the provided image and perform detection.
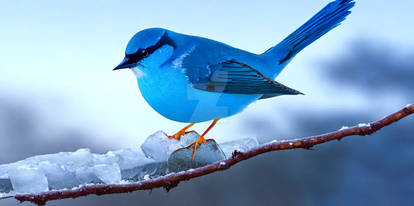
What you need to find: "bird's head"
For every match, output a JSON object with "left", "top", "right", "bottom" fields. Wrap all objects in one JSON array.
[{"left": 114, "top": 28, "right": 176, "bottom": 75}]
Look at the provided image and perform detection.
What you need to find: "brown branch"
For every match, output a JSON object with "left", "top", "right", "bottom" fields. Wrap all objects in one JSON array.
[{"left": 14, "top": 104, "right": 414, "bottom": 206}]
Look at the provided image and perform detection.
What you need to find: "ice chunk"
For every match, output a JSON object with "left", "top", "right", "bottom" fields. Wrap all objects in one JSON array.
[
  {"left": 112, "top": 148, "right": 154, "bottom": 170},
  {"left": 91, "top": 148, "right": 154, "bottom": 172},
  {"left": 22, "top": 148, "right": 94, "bottom": 173},
  {"left": 0, "top": 165, "right": 8, "bottom": 179},
  {"left": 179, "top": 131, "right": 200, "bottom": 146},
  {"left": 138, "top": 162, "right": 168, "bottom": 179},
  {"left": 93, "top": 164, "right": 121, "bottom": 184},
  {"left": 141, "top": 131, "right": 179, "bottom": 161},
  {"left": 64, "top": 148, "right": 94, "bottom": 170},
  {"left": 38, "top": 161, "right": 78, "bottom": 189},
  {"left": 23, "top": 148, "right": 94, "bottom": 171},
  {"left": 92, "top": 152, "right": 119, "bottom": 166},
  {"left": 0, "top": 178, "right": 12, "bottom": 194},
  {"left": 121, "top": 162, "right": 168, "bottom": 181},
  {"left": 219, "top": 137, "right": 259, "bottom": 158},
  {"left": 8, "top": 165, "right": 48, "bottom": 193},
  {"left": 141, "top": 130, "right": 199, "bottom": 162},
  {"left": 75, "top": 166, "right": 100, "bottom": 184},
  {"left": 167, "top": 139, "right": 226, "bottom": 172}
]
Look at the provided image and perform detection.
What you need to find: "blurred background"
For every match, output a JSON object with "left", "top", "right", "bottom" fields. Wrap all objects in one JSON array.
[{"left": 0, "top": 0, "right": 413, "bottom": 205}]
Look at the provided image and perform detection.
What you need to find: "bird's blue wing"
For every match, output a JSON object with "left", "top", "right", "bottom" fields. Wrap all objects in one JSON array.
[{"left": 187, "top": 59, "right": 302, "bottom": 96}]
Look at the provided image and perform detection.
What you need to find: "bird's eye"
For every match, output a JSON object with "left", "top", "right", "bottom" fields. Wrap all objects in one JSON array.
[{"left": 140, "top": 49, "right": 149, "bottom": 57}]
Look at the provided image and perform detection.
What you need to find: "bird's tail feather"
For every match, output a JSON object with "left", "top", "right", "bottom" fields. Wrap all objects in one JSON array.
[{"left": 263, "top": 0, "right": 355, "bottom": 65}]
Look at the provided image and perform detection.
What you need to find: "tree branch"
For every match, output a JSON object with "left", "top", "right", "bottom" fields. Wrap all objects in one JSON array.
[{"left": 14, "top": 104, "right": 414, "bottom": 206}]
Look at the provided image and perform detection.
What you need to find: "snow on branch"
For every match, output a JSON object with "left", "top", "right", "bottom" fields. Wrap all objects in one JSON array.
[{"left": 4, "top": 104, "right": 414, "bottom": 206}]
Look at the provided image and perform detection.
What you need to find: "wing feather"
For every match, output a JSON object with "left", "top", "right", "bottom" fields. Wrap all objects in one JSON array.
[{"left": 192, "top": 60, "right": 303, "bottom": 96}]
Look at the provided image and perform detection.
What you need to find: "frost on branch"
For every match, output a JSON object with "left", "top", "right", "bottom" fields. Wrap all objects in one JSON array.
[{"left": 0, "top": 131, "right": 258, "bottom": 198}]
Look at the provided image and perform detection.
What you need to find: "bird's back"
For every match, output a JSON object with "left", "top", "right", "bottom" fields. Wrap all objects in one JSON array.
[{"left": 165, "top": 30, "right": 280, "bottom": 79}]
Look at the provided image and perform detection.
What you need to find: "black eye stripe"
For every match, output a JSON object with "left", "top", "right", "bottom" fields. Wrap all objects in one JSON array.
[{"left": 125, "top": 32, "right": 176, "bottom": 64}]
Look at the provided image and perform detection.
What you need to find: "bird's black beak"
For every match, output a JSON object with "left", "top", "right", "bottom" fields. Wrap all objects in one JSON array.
[{"left": 113, "top": 57, "right": 135, "bottom": 70}]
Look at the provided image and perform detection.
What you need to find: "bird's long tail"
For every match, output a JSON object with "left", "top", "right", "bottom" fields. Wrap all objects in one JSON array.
[{"left": 262, "top": 0, "right": 355, "bottom": 65}]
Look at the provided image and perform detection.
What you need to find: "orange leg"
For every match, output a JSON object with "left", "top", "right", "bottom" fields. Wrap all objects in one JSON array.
[
  {"left": 192, "top": 118, "right": 220, "bottom": 159},
  {"left": 169, "top": 123, "right": 195, "bottom": 140}
]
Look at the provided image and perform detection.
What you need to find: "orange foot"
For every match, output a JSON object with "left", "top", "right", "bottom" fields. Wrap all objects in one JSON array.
[
  {"left": 192, "top": 118, "right": 220, "bottom": 159},
  {"left": 169, "top": 123, "right": 195, "bottom": 140},
  {"left": 192, "top": 135, "right": 206, "bottom": 159}
]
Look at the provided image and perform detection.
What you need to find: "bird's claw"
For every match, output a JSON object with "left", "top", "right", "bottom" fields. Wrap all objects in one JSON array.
[
  {"left": 169, "top": 123, "right": 196, "bottom": 140},
  {"left": 168, "top": 130, "right": 190, "bottom": 140}
]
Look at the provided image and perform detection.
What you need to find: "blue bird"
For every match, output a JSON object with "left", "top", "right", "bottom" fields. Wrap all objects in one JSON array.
[{"left": 114, "top": 0, "right": 355, "bottom": 157}]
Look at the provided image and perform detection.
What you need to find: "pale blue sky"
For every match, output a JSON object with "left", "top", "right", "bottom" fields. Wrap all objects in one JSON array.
[{"left": 1, "top": 0, "right": 413, "bottom": 148}]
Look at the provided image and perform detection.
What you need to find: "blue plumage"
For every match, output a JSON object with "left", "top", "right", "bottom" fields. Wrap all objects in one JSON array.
[
  {"left": 263, "top": 0, "right": 355, "bottom": 66},
  {"left": 114, "top": 0, "right": 355, "bottom": 123}
]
